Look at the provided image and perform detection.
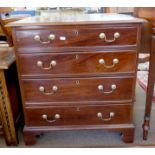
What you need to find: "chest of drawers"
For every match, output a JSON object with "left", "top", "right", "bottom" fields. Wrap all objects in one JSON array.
[{"left": 9, "top": 13, "right": 142, "bottom": 145}]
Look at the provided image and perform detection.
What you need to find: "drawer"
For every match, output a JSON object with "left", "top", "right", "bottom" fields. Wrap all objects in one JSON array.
[
  {"left": 77, "top": 27, "right": 138, "bottom": 46},
  {"left": 18, "top": 51, "right": 137, "bottom": 77},
  {"left": 21, "top": 77, "right": 135, "bottom": 104},
  {"left": 15, "top": 26, "right": 138, "bottom": 49},
  {"left": 25, "top": 104, "right": 132, "bottom": 126}
]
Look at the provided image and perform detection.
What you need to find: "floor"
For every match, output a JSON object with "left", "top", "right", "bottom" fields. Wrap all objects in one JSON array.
[{"left": 0, "top": 84, "right": 155, "bottom": 147}]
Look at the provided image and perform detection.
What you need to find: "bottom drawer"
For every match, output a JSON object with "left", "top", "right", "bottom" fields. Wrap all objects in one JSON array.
[{"left": 25, "top": 104, "right": 132, "bottom": 126}]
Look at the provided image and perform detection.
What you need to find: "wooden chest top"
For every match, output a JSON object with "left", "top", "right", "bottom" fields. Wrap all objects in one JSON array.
[{"left": 7, "top": 13, "right": 143, "bottom": 27}]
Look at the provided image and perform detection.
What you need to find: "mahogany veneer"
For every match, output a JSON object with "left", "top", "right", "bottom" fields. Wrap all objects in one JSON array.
[
  {"left": 25, "top": 104, "right": 132, "bottom": 126},
  {"left": 21, "top": 77, "right": 135, "bottom": 104},
  {"left": 18, "top": 51, "right": 137, "bottom": 77},
  {"left": 14, "top": 26, "right": 138, "bottom": 48},
  {"left": 8, "top": 13, "right": 142, "bottom": 145}
]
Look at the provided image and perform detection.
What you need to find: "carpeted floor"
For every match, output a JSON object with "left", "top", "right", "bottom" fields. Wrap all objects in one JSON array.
[{"left": 0, "top": 84, "right": 155, "bottom": 147}]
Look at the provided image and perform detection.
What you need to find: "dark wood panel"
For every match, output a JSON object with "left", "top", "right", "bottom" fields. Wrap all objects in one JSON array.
[
  {"left": 25, "top": 104, "right": 132, "bottom": 126},
  {"left": 17, "top": 51, "right": 137, "bottom": 77},
  {"left": 14, "top": 26, "right": 138, "bottom": 48},
  {"left": 21, "top": 77, "right": 135, "bottom": 104}
]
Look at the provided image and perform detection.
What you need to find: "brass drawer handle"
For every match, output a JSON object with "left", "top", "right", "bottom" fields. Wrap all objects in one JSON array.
[
  {"left": 34, "top": 34, "right": 55, "bottom": 44},
  {"left": 42, "top": 114, "right": 60, "bottom": 123},
  {"left": 39, "top": 85, "right": 58, "bottom": 95},
  {"left": 99, "top": 58, "right": 119, "bottom": 69},
  {"left": 98, "top": 84, "right": 116, "bottom": 94},
  {"left": 97, "top": 112, "right": 115, "bottom": 121},
  {"left": 99, "top": 32, "right": 120, "bottom": 43},
  {"left": 37, "top": 60, "right": 56, "bottom": 70}
]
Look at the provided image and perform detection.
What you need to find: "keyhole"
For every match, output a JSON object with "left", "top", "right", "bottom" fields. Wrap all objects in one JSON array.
[
  {"left": 76, "top": 107, "right": 80, "bottom": 111},
  {"left": 75, "top": 30, "right": 78, "bottom": 35},
  {"left": 75, "top": 54, "right": 79, "bottom": 60},
  {"left": 76, "top": 80, "right": 80, "bottom": 85}
]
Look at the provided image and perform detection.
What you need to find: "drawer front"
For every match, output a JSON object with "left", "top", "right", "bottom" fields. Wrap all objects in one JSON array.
[
  {"left": 77, "top": 27, "right": 137, "bottom": 46},
  {"left": 21, "top": 77, "right": 135, "bottom": 104},
  {"left": 25, "top": 104, "right": 132, "bottom": 126},
  {"left": 18, "top": 51, "right": 137, "bottom": 77},
  {"left": 15, "top": 26, "right": 138, "bottom": 48},
  {"left": 15, "top": 29, "right": 77, "bottom": 48}
]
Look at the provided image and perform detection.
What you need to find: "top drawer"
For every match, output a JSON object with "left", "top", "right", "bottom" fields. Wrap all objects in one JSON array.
[{"left": 14, "top": 26, "right": 138, "bottom": 49}]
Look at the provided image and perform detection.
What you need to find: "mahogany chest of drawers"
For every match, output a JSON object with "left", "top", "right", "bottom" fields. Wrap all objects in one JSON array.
[{"left": 9, "top": 13, "right": 142, "bottom": 145}]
